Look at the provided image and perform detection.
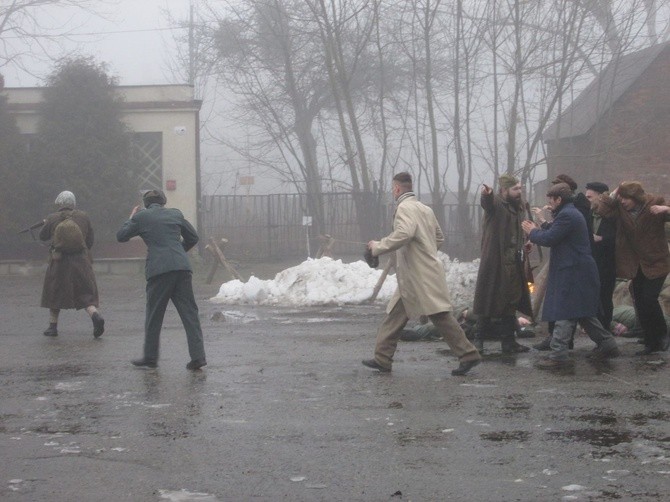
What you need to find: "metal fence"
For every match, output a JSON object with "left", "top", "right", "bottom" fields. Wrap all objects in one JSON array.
[{"left": 201, "top": 192, "right": 484, "bottom": 262}]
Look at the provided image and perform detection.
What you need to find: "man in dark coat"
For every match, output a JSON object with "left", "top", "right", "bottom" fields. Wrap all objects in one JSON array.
[
  {"left": 532, "top": 173, "right": 593, "bottom": 351},
  {"left": 39, "top": 191, "right": 104, "bottom": 338},
  {"left": 522, "top": 183, "right": 619, "bottom": 368},
  {"left": 552, "top": 174, "right": 593, "bottom": 241},
  {"left": 472, "top": 173, "right": 531, "bottom": 354},
  {"left": 584, "top": 181, "right": 617, "bottom": 330},
  {"left": 117, "top": 190, "right": 207, "bottom": 370},
  {"left": 597, "top": 181, "right": 670, "bottom": 355}
]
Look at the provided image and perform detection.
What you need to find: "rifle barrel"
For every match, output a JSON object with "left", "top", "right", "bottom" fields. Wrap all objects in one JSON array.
[{"left": 17, "top": 220, "right": 45, "bottom": 234}]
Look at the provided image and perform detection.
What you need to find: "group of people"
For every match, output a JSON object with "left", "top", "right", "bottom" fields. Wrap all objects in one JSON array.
[
  {"left": 362, "top": 171, "right": 669, "bottom": 374},
  {"left": 38, "top": 189, "right": 207, "bottom": 371},
  {"left": 39, "top": 170, "right": 668, "bottom": 377}
]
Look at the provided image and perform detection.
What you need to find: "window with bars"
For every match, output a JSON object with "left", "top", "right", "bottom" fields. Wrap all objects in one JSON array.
[{"left": 130, "top": 132, "right": 162, "bottom": 191}]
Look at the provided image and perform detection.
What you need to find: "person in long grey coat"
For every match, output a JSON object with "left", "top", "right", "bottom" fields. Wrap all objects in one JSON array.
[
  {"left": 361, "top": 172, "right": 481, "bottom": 376},
  {"left": 39, "top": 191, "right": 104, "bottom": 339},
  {"left": 117, "top": 190, "right": 206, "bottom": 370},
  {"left": 522, "top": 183, "right": 619, "bottom": 368}
]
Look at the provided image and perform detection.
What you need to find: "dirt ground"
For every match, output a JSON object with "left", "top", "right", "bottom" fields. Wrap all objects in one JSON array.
[{"left": 0, "top": 262, "right": 669, "bottom": 502}]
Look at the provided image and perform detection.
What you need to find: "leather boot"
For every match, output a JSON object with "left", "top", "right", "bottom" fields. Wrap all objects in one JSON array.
[
  {"left": 472, "top": 317, "right": 489, "bottom": 354},
  {"left": 533, "top": 335, "right": 552, "bottom": 351},
  {"left": 500, "top": 316, "right": 530, "bottom": 354}
]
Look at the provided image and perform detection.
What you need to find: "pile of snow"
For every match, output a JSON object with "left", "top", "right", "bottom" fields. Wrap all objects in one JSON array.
[{"left": 210, "top": 254, "right": 479, "bottom": 308}]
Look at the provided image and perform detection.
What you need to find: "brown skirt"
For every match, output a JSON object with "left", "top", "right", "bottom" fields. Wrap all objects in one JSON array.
[{"left": 40, "top": 251, "right": 99, "bottom": 309}]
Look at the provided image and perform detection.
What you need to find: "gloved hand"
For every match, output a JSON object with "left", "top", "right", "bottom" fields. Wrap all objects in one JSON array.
[{"left": 364, "top": 247, "right": 379, "bottom": 269}]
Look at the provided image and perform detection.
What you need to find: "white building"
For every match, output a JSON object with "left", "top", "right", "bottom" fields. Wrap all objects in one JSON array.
[{"left": 4, "top": 84, "right": 202, "bottom": 228}]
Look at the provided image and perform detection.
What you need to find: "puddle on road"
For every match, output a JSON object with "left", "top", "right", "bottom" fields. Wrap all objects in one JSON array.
[
  {"left": 6, "top": 363, "right": 91, "bottom": 382},
  {"left": 574, "top": 413, "right": 618, "bottom": 426},
  {"left": 546, "top": 428, "right": 633, "bottom": 447},
  {"left": 396, "top": 429, "right": 450, "bottom": 445},
  {"left": 630, "top": 390, "right": 660, "bottom": 401},
  {"left": 629, "top": 411, "right": 670, "bottom": 426},
  {"left": 480, "top": 430, "right": 530, "bottom": 442}
]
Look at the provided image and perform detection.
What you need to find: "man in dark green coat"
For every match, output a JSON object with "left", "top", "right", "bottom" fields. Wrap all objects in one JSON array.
[
  {"left": 117, "top": 190, "right": 207, "bottom": 370},
  {"left": 472, "top": 174, "right": 532, "bottom": 354}
]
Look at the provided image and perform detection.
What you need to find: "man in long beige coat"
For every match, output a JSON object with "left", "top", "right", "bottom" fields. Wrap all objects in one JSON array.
[{"left": 362, "top": 172, "right": 482, "bottom": 376}]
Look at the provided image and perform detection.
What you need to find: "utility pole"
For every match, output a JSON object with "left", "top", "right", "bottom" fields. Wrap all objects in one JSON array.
[{"left": 188, "top": 1, "right": 195, "bottom": 86}]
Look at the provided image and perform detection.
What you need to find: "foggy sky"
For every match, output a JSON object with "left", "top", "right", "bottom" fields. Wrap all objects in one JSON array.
[{"left": 4, "top": 0, "right": 187, "bottom": 87}]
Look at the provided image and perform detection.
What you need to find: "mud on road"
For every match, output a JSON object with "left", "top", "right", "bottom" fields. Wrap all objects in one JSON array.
[{"left": 1, "top": 272, "right": 669, "bottom": 501}]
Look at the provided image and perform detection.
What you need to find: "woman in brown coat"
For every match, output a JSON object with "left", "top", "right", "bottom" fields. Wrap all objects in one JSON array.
[
  {"left": 598, "top": 181, "right": 670, "bottom": 354},
  {"left": 39, "top": 191, "right": 104, "bottom": 338}
]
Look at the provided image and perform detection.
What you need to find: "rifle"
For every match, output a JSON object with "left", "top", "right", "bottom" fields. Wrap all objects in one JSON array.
[{"left": 17, "top": 220, "right": 45, "bottom": 240}]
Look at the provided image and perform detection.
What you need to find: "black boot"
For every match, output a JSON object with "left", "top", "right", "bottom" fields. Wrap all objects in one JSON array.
[
  {"left": 533, "top": 335, "right": 552, "bottom": 351},
  {"left": 43, "top": 323, "right": 58, "bottom": 337},
  {"left": 500, "top": 316, "right": 530, "bottom": 354},
  {"left": 92, "top": 312, "right": 105, "bottom": 339},
  {"left": 472, "top": 317, "right": 490, "bottom": 354}
]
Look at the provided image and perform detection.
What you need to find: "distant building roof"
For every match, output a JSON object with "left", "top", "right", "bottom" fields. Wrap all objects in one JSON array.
[{"left": 543, "top": 42, "right": 670, "bottom": 141}]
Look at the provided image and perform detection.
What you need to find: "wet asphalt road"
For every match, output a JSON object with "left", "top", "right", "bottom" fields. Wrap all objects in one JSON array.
[{"left": 1, "top": 272, "right": 669, "bottom": 502}]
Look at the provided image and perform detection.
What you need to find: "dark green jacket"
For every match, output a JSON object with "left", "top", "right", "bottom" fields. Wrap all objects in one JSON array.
[{"left": 116, "top": 203, "right": 199, "bottom": 279}]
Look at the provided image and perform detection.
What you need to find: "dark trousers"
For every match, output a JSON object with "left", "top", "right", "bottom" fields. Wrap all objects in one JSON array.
[
  {"left": 597, "top": 271, "right": 616, "bottom": 330},
  {"left": 631, "top": 268, "right": 668, "bottom": 350},
  {"left": 144, "top": 270, "right": 206, "bottom": 363}
]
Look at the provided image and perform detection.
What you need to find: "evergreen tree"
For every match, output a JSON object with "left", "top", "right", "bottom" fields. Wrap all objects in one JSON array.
[{"left": 31, "top": 56, "right": 138, "bottom": 239}]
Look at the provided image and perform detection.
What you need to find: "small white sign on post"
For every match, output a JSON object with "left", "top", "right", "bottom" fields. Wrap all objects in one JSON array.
[{"left": 303, "top": 216, "right": 312, "bottom": 257}]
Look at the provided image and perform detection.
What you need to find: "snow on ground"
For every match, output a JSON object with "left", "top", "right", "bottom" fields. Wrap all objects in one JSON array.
[{"left": 210, "top": 254, "right": 479, "bottom": 308}]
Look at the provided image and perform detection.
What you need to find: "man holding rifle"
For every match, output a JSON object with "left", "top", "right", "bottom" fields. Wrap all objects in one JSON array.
[{"left": 37, "top": 191, "right": 104, "bottom": 338}]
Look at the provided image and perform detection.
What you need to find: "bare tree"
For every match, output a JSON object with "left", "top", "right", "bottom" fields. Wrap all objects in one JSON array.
[
  {"left": 200, "top": 0, "right": 330, "bottom": 236},
  {"left": 0, "top": 0, "right": 115, "bottom": 78}
]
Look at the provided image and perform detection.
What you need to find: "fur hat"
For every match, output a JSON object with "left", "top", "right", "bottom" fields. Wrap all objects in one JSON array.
[
  {"left": 546, "top": 182, "right": 573, "bottom": 200},
  {"left": 617, "top": 181, "right": 645, "bottom": 203},
  {"left": 551, "top": 174, "right": 577, "bottom": 191},
  {"left": 142, "top": 189, "right": 167, "bottom": 207},
  {"left": 585, "top": 181, "right": 609, "bottom": 194},
  {"left": 498, "top": 173, "right": 519, "bottom": 189}
]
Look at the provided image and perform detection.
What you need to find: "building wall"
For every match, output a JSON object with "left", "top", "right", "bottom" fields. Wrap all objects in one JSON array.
[
  {"left": 546, "top": 49, "right": 670, "bottom": 197},
  {"left": 3, "top": 85, "right": 202, "bottom": 227}
]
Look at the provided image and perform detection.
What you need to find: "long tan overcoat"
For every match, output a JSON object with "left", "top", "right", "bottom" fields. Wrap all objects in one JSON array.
[{"left": 371, "top": 193, "right": 452, "bottom": 318}]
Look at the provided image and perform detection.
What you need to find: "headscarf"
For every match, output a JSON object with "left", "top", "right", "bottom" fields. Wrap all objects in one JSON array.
[{"left": 55, "top": 191, "right": 76, "bottom": 209}]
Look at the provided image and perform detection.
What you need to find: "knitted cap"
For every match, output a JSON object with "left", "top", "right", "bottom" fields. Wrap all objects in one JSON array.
[{"left": 498, "top": 173, "right": 519, "bottom": 189}]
